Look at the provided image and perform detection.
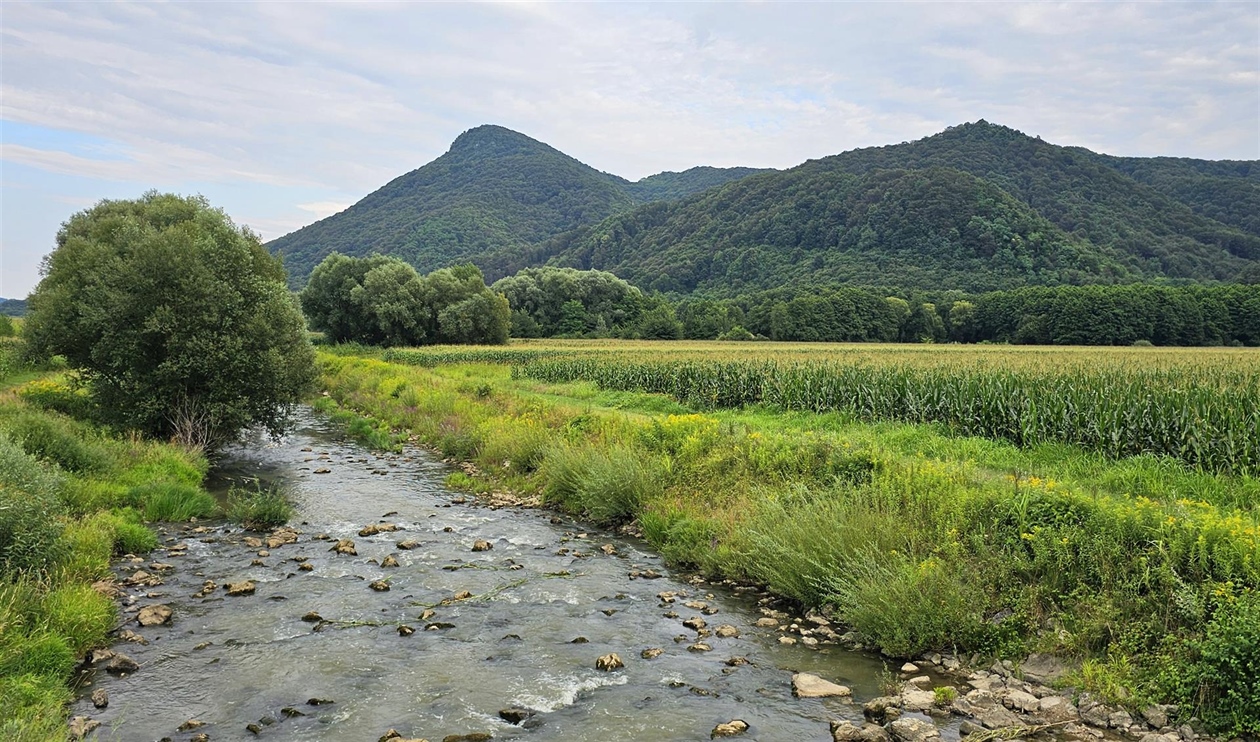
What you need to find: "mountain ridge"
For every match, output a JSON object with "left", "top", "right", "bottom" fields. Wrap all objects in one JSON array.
[{"left": 268, "top": 121, "right": 1260, "bottom": 292}]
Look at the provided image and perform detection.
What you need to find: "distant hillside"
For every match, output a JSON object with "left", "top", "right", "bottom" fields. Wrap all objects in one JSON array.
[
  {"left": 0, "top": 298, "right": 28, "bottom": 316},
  {"left": 541, "top": 122, "right": 1259, "bottom": 293},
  {"left": 269, "top": 121, "right": 1259, "bottom": 293},
  {"left": 268, "top": 126, "right": 765, "bottom": 287}
]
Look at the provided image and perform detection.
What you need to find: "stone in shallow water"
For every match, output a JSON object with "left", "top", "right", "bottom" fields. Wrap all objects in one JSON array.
[
  {"left": 792, "top": 672, "right": 852, "bottom": 698},
  {"left": 641, "top": 647, "right": 663, "bottom": 659},
  {"left": 369, "top": 579, "right": 390, "bottom": 592},
  {"left": 137, "top": 604, "right": 172, "bottom": 626},
  {"left": 712, "top": 719, "right": 749, "bottom": 738},
  {"left": 226, "top": 581, "right": 256, "bottom": 596},
  {"left": 471, "top": 539, "right": 493, "bottom": 552},
  {"left": 595, "top": 653, "right": 624, "bottom": 671},
  {"left": 91, "top": 688, "right": 108, "bottom": 709}
]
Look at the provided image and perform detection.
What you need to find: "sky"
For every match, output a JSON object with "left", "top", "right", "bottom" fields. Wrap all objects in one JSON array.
[{"left": 2, "top": 1, "right": 1258, "bottom": 298}]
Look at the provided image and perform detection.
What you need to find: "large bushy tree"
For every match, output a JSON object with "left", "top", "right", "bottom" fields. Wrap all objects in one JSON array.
[
  {"left": 24, "top": 192, "right": 317, "bottom": 449},
  {"left": 301, "top": 254, "right": 509, "bottom": 346}
]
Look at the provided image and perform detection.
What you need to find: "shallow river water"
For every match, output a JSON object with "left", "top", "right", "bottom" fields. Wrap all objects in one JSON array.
[{"left": 72, "top": 409, "right": 926, "bottom": 742}]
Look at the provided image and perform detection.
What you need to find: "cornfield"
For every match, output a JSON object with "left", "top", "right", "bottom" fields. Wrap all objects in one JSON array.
[{"left": 516, "top": 357, "right": 1260, "bottom": 476}]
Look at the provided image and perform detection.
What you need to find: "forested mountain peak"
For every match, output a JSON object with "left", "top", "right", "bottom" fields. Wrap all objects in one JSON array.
[{"left": 269, "top": 121, "right": 1259, "bottom": 292}]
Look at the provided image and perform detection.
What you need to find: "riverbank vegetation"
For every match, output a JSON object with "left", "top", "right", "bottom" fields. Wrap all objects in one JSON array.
[
  {"left": 0, "top": 340, "right": 211, "bottom": 740},
  {"left": 316, "top": 340, "right": 1259, "bottom": 736}
]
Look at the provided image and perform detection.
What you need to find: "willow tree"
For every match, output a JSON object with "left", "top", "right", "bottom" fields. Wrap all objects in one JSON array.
[{"left": 24, "top": 192, "right": 316, "bottom": 450}]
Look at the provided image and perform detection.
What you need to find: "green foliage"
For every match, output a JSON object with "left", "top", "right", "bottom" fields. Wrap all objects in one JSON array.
[
  {"left": 7, "top": 412, "right": 111, "bottom": 474},
  {"left": 541, "top": 444, "right": 663, "bottom": 526},
  {"left": 112, "top": 519, "right": 158, "bottom": 555},
  {"left": 0, "top": 436, "right": 66, "bottom": 576},
  {"left": 23, "top": 192, "right": 317, "bottom": 450},
  {"left": 491, "top": 266, "right": 644, "bottom": 337},
  {"left": 0, "top": 316, "right": 15, "bottom": 338},
  {"left": 1191, "top": 592, "right": 1260, "bottom": 735},
  {"left": 302, "top": 254, "right": 509, "bottom": 346},
  {"left": 132, "top": 481, "right": 216, "bottom": 522},
  {"left": 268, "top": 125, "right": 762, "bottom": 288},
  {"left": 226, "top": 485, "right": 294, "bottom": 530},
  {"left": 518, "top": 356, "right": 1260, "bottom": 475}
]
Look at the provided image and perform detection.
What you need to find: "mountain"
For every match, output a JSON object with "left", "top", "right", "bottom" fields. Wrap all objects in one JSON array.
[
  {"left": 540, "top": 121, "right": 1259, "bottom": 293},
  {"left": 268, "top": 125, "right": 766, "bottom": 287}
]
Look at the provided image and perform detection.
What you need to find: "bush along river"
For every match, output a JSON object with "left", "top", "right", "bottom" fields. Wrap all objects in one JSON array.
[{"left": 68, "top": 409, "right": 1155, "bottom": 742}]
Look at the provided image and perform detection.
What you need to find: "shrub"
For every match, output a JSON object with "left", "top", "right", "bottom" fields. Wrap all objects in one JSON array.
[
  {"left": 1193, "top": 592, "right": 1260, "bottom": 735},
  {"left": 0, "top": 486, "right": 65, "bottom": 577},
  {"left": 8, "top": 413, "right": 111, "bottom": 474},
  {"left": 114, "top": 520, "right": 158, "bottom": 555},
  {"left": 226, "top": 486, "right": 293, "bottom": 530}
]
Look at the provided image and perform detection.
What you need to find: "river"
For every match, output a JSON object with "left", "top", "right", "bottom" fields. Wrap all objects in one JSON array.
[{"left": 72, "top": 408, "right": 916, "bottom": 741}]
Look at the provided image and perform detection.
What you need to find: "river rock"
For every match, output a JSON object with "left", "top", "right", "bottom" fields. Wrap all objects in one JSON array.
[
  {"left": 754, "top": 617, "right": 779, "bottom": 628},
  {"left": 397, "top": 539, "right": 420, "bottom": 550},
  {"left": 471, "top": 539, "right": 493, "bottom": 552},
  {"left": 91, "top": 579, "right": 122, "bottom": 598},
  {"left": 596, "top": 653, "right": 624, "bottom": 671},
  {"left": 901, "top": 662, "right": 920, "bottom": 674},
  {"left": 688, "top": 642, "right": 712, "bottom": 652},
  {"left": 900, "top": 685, "right": 937, "bottom": 711},
  {"left": 360, "top": 523, "right": 400, "bottom": 536},
  {"left": 68, "top": 716, "right": 101, "bottom": 740},
  {"left": 332, "top": 539, "right": 357, "bottom": 555},
  {"left": 91, "top": 688, "right": 109, "bottom": 709},
  {"left": 299, "top": 562, "right": 314, "bottom": 571},
  {"left": 381, "top": 554, "right": 400, "bottom": 568},
  {"left": 863, "top": 696, "right": 902, "bottom": 724},
  {"left": 725, "top": 656, "right": 750, "bottom": 666},
  {"left": 442, "top": 734, "right": 491, "bottom": 742},
  {"left": 105, "top": 653, "right": 139, "bottom": 675},
  {"left": 397, "top": 624, "right": 415, "bottom": 636},
  {"left": 499, "top": 707, "right": 535, "bottom": 724},
  {"left": 266, "top": 527, "right": 300, "bottom": 548},
  {"left": 712, "top": 719, "right": 749, "bottom": 737},
  {"left": 116, "top": 629, "right": 148, "bottom": 644},
  {"left": 641, "top": 647, "right": 663, "bottom": 659},
  {"left": 1020, "top": 652, "right": 1067, "bottom": 684},
  {"left": 792, "top": 672, "right": 852, "bottom": 698},
  {"left": 778, "top": 636, "right": 797, "bottom": 645},
  {"left": 889, "top": 717, "right": 941, "bottom": 742},
  {"left": 452, "top": 590, "right": 473, "bottom": 601},
  {"left": 226, "top": 580, "right": 256, "bottom": 596},
  {"left": 379, "top": 731, "right": 429, "bottom": 742},
  {"left": 952, "top": 690, "right": 1021, "bottom": 729},
  {"left": 1038, "top": 695, "right": 1079, "bottom": 723},
  {"left": 1141, "top": 705, "right": 1174, "bottom": 730},
  {"left": 369, "top": 580, "right": 391, "bottom": 591},
  {"left": 190, "top": 734, "right": 209, "bottom": 742},
  {"left": 178, "top": 719, "right": 206, "bottom": 731},
  {"left": 1003, "top": 688, "right": 1041, "bottom": 713},
  {"left": 832, "top": 720, "right": 893, "bottom": 742},
  {"left": 683, "top": 617, "right": 707, "bottom": 631},
  {"left": 137, "top": 604, "right": 172, "bottom": 626}
]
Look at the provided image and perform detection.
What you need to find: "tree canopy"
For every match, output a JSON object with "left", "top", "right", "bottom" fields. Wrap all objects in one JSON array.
[
  {"left": 300, "top": 253, "right": 509, "bottom": 346},
  {"left": 24, "top": 192, "right": 317, "bottom": 449}
]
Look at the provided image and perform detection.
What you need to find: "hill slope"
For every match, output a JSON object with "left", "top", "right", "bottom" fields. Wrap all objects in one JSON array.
[
  {"left": 268, "top": 126, "right": 765, "bottom": 287},
  {"left": 541, "top": 122, "right": 1259, "bottom": 293}
]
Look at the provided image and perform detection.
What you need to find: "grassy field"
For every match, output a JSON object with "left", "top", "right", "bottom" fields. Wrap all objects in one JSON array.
[{"left": 321, "top": 339, "right": 1260, "bottom": 735}]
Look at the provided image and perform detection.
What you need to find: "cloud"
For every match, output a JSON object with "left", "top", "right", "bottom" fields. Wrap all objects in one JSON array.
[{"left": 1, "top": 0, "right": 1256, "bottom": 296}]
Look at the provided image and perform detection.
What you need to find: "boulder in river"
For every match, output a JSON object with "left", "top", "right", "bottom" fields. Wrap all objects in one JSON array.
[
  {"left": 178, "top": 719, "right": 206, "bottom": 731},
  {"left": 397, "top": 539, "right": 420, "bottom": 550},
  {"left": 381, "top": 555, "right": 400, "bottom": 568},
  {"left": 226, "top": 580, "right": 257, "bottom": 596},
  {"left": 379, "top": 731, "right": 429, "bottom": 742},
  {"left": 398, "top": 625, "right": 415, "bottom": 636},
  {"left": 595, "top": 653, "right": 624, "bottom": 671},
  {"left": 360, "top": 523, "right": 400, "bottom": 536},
  {"left": 442, "top": 735, "right": 491, "bottom": 742},
  {"left": 137, "top": 604, "right": 172, "bottom": 626},
  {"left": 332, "top": 539, "right": 357, "bottom": 555},
  {"left": 499, "top": 707, "right": 536, "bottom": 724},
  {"left": 302, "top": 611, "right": 323, "bottom": 623},
  {"left": 888, "top": 717, "right": 941, "bottom": 742},
  {"left": 369, "top": 579, "right": 391, "bottom": 592},
  {"left": 68, "top": 716, "right": 101, "bottom": 740},
  {"left": 105, "top": 653, "right": 140, "bottom": 675},
  {"left": 712, "top": 719, "right": 749, "bottom": 737},
  {"left": 641, "top": 647, "right": 664, "bottom": 659},
  {"left": 792, "top": 673, "right": 852, "bottom": 698},
  {"left": 91, "top": 689, "right": 108, "bottom": 709},
  {"left": 682, "top": 616, "right": 707, "bottom": 631},
  {"left": 714, "top": 624, "right": 740, "bottom": 638},
  {"left": 471, "top": 539, "right": 493, "bottom": 552}
]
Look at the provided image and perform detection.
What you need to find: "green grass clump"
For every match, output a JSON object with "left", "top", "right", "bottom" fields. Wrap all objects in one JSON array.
[
  {"left": 226, "top": 485, "right": 294, "bottom": 530},
  {"left": 131, "top": 481, "right": 216, "bottom": 522},
  {"left": 7, "top": 412, "right": 112, "bottom": 474},
  {"left": 542, "top": 444, "right": 662, "bottom": 526}
]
